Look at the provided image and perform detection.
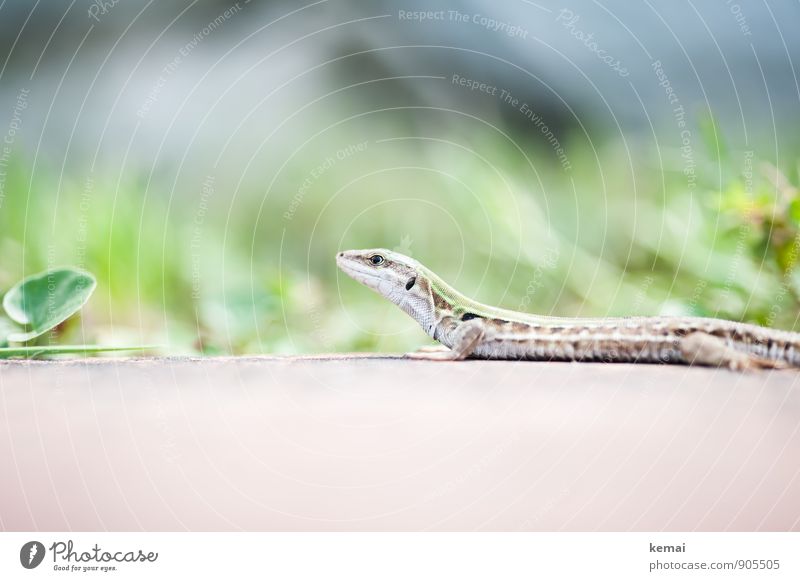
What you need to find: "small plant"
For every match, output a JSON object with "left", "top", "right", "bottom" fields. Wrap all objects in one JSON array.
[{"left": 0, "top": 268, "right": 147, "bottom": 359}]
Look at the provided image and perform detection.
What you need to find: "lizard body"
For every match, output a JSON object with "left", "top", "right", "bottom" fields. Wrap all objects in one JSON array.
[{"left": 336, "top": 248, "right": 799, "bottom": 370}]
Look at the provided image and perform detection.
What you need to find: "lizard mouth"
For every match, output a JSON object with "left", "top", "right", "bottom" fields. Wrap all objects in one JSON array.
[{"left": 336, "top": 254, "right": 381, "bottom": 287}]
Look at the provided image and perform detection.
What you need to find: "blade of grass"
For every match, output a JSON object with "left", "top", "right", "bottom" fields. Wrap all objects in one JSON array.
[{"left": 0, "top": 345, "right": 158, "bottom": 359}]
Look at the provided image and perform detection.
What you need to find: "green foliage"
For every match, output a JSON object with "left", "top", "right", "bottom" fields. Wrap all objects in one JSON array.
[
  {"left": 3, "top": 268, "right": 96, "bottom": 342},
  {"left": 0, "top": 316, "right": 15, "bottom": 348},
  {"left": 697, "top": 109, "right": 727, "bottom": 163},
  {"left": 708, "top": 153, "right": 800, "bottom": 326},
  {"left": 2, "top": 117, "right": 800, "bottom": 355},
  {"left": 0, "top": 267, "right": 149, "bottom": 358}
]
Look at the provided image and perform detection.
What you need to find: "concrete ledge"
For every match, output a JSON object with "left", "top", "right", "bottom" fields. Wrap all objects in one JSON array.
[{"left": 1, "top": 356, "right": 798, "bottom": 531}]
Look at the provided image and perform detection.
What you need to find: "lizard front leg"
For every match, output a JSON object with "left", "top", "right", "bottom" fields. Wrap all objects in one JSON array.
[
  {"left": 679, "top": 331, "right": 787, "bottom": 370},
  {"left": 406, "top": 319, "right": 485, "bottom": 361}
]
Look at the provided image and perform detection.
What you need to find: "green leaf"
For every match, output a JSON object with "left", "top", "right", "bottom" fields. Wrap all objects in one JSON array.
[
  {"left": 0, "top": 345, "right": 156, "bottom": 359},
  {"left": 0, "top": 316, "right": 19, "bottom": 347},
  {"left": 2, "top": 268, "right": 97, "bottom": 343}
]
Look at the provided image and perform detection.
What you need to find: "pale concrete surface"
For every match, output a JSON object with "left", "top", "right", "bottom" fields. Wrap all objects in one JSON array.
[{"left": 1, "top": 356, "right": 799, "bottom": 531}]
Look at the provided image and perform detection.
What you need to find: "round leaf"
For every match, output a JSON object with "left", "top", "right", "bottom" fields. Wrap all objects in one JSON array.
[{"left": 2, "top": 268, "right": 96, "bottom": 342}]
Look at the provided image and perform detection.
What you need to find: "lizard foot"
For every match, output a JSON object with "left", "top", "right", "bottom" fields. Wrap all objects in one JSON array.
[
  {"left": 405, "top": 344, "right": 457, "bottom": 360},
  {"left": 405, "top": 320, "right": 486, "bottom": 361},
  {"left": 411, "top": 344, "right": 451, "bottom": 353},
  {"left": 405, "top": 349, "right": 461, "bottom": 361}
]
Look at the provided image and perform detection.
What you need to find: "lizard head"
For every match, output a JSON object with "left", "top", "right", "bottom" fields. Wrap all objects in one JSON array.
[
  {"left": 336, "top": 248, "right": 437, "bottom": 331},
  {"left": 336, "top": 248, "right": 422, "bottom": 297}
]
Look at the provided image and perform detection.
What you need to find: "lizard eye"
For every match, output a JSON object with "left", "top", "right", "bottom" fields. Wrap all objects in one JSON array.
[{"left": 369, "top": 254, "right": 385, "bottom": 266}]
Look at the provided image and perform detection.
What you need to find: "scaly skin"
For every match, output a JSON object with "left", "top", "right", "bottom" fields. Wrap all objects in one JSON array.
[{"left": 336, "top": 248, "right": 798, "bottom": 370}]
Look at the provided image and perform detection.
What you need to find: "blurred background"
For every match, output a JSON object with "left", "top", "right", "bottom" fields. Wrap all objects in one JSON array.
[{"left": 1, "top": 0, "right": 799, "bottom": 355}]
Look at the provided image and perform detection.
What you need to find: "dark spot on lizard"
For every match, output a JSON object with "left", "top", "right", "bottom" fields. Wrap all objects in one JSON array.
[
  {"left": 405, "top": 277, "right": 416, "bottom": 291},
  {"left": 462, "top": 313, "right": 481, "bottom": 321},
  {"left": 432, "top": 292, "right": 449, "bottom": 310}
]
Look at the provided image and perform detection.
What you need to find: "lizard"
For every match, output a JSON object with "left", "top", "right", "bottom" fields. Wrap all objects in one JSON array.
[{"left": 336, "top": 248, "right": 800, "bottom": 370}]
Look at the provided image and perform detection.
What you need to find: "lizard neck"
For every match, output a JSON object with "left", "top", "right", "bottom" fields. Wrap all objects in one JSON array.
[
  {"left": 421, "top": 267, "right": 524, "bottom": 323},
  {"left": 417, "top": 268, "right": 493, "bottom": 337},
  {"left": 403, "top": 265, "right": 636, "bottom": 337},
  {"left": 420, "top": 267, "right": 597, "bottom": 328}
]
